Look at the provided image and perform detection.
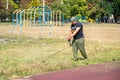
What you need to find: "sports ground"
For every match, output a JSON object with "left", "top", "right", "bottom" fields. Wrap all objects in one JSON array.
[{"left": 0, "top": 23, "right": 120, "bottom": 80}]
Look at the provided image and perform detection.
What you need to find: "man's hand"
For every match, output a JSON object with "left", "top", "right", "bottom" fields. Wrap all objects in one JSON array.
[
  {"left": 66, "top": 36, "right": 72, "bottom": 46},
  {"left": 67, "top": 36, "right": 72, "bottom": 41}
]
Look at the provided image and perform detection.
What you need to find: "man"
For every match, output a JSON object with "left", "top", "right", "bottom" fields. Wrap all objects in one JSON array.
[{"left": 67, "top": 17, "right": 87, "bottom": 61}]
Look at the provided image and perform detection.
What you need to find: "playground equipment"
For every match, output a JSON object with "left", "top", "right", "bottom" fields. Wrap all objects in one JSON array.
[
  {"left": 12, "top": 6, "right": 64, "bottom": 27},
  {"left": 52, "top": 11, "right": 64, "bottom": 26},
  {"left": 11, "top": 6, "right": 64, "bottom": 37}
]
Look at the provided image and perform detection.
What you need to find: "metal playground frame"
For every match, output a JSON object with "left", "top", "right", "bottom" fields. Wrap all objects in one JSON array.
[
  {"left": 12, "top": 6, "right": 64, "bottom": 27},
  {"left": 11, "top": 6, "right": 64, "bottom": 36}
]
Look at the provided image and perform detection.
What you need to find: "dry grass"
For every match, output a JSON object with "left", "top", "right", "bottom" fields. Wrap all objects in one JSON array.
[{"left": 0, "top": 23, "right": 120, "bottom": 80}]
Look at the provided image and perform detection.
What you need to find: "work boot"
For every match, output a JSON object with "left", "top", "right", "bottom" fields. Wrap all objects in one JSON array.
[
  {"left": 73, "top": 58, "right": 79, "bottom": 61},
  {"left": 79, "top": 57, "right": 87, "bottom": 60}
]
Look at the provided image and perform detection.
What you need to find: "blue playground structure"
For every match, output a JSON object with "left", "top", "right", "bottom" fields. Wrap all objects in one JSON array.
[
  {"left": 11, "top": 6, "right": 65, "bottom": 36},
  {"left": 12, "top": 6, "right": 64, "bottom": 27}
]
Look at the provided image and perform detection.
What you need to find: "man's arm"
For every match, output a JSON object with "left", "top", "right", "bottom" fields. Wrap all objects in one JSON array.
[
  {"left": 70, "top": 27, "right": 80, "bottom": 38},
  {"left": 67, "top": 27, "right": 81, "bottom": 41}
]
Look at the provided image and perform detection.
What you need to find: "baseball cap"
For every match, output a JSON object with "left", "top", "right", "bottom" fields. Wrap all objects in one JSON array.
[{"left": 70, "top": 17, "right": 77, "bottom": 22}]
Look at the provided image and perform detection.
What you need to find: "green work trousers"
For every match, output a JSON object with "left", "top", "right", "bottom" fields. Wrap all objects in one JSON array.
[{"left": 72, "top": 38, "right": 87, "bottom": 60}]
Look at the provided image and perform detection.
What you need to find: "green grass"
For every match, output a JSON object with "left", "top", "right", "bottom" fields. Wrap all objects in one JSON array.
[{"left": 0, "top": 35, "right": 120, "bottom": 80}]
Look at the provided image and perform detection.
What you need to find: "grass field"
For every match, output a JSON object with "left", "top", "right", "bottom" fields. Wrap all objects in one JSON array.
[{"left": 0, "top": 23, "right": 120, "bottom": 80}]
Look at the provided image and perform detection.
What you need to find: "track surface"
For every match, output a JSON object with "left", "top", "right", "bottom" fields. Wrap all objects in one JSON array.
[{"left": 14, "top": 61, "right": 120, "bottom": 80}]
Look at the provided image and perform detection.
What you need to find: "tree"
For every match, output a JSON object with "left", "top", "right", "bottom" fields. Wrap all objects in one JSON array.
[
  {"left": 13, "top": 0, "right": 21, "bottom": 8},
  {"left": 0, "top": 0, "right": 119, "bottom": 22},
  {"left": 69, "top": 0, "right": 87, "bottom": 17},
  {"left": 50, "top": 0, "right": 87, "bottom": 19},
  {"left": 111, "top": 0, "right": 120, "bottom": 22},
  {"left": 101, "top": 1, "right": 113, "bottom": 15},
  {"left": 13, "top": 0, "right": 21, "bottom": 4},
  {"left": 12, "top": 0, "right": 32, "bottom": 9},
  {"left": 0, "top": 0, "right": 6, "bottom": 20},
  {"left": 28, "top": 0, "right": 42, "bottom": 7}
]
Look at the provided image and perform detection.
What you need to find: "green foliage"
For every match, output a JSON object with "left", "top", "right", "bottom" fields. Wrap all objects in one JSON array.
[
  {"left": 50, "top": 1, "right": 71, "bottom": 19},
  {"left": 0, "top": 0, "right": 19, "bottom": 20},
  {"left": 59, "top": 5, "right": 71, "bottom": 19},
  {"left": 112, "top": 0, "right": 120, "bottom": 16},
  {"left": 50, "top": 0, "right": 119, "bottom": 20},
  {"left": 101, "top": 1, "right": 113, "bottom": 15},
  {"left": 0, "top": 0, "right": 119, "bottom": 21},
  {"left": 28, "top": 0, "right": 42, "bottom": 7},
  {"left": 13, "top": 0, "right": 21, "bottom": 4},
  {"left": 50, "top": 0, "right": 87, "bottom": 19},
  {"left": 10, "top": 0, "right": 19, "bottom": 9},
  {"left": 70, "top": 0, "right": 87, "bottom": 16}
]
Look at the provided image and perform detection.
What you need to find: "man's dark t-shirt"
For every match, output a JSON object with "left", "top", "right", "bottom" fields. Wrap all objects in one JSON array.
[{"left": 71, "top": 22, "right": 84, "bottom": 39}]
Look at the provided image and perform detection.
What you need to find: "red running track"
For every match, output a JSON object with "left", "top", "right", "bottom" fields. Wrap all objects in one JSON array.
[{"left": 14, "top": 61, "right": 120, "bottom": 80}]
